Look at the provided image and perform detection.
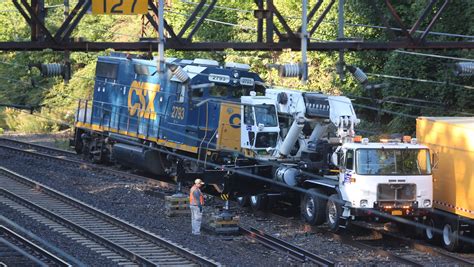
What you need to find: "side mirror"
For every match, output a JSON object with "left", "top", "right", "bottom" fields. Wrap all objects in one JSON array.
[
  {"left": 257, "top": 123, "right": 265, "bottom": 131},
  {"left": 431, "top": 151, "right": 439, "bottom": 170}
]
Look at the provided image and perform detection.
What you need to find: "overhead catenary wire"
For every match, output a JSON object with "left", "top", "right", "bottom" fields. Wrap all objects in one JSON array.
[
  {"left": 167, "top": 9, "right": 257, "bottom": 32},
  {"left": 366, "top": 73, "right": 474, "bottom": 90},
  {"left": 394, "top": 50, "right": 474, "bottom": 62}
]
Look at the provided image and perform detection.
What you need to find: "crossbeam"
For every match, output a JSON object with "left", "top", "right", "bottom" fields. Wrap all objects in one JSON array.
[{"left": 0, "top": 0, "right": 472, "bottom": 52}]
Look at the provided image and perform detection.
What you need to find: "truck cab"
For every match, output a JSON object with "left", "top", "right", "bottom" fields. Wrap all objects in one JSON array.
[
  {"left": 335, "top": 138, "right": 433, "bottom": 217},
  {"left": 240, "top": 93, "right": 280, "bottom": 159}
]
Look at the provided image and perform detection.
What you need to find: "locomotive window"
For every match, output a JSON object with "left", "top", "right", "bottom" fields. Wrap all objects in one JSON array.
[
  {"left": 231, "top": 87, "right": 248, "bottom": 98},
  {"left": 96, "top": 62, "right": 118, "bottom": 79},
  {"left": 177, "top": 85, "right": 186, "bottom": 103},
  {"left": 134, "top": 64, "right": 150, "bottom": 76},
  {"left": 210, "top": 85, "right": 228, "bottom": 97},
  {"left": 192, "top": 88, "right": 204, "bottom": 98}
]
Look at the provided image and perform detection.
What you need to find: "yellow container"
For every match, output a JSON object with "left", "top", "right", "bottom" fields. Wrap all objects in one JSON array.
[{"left": 417, "top": 117, "right": 474, "bottom": 220}]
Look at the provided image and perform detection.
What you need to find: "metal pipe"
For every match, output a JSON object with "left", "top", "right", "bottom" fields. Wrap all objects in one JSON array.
[
  {"left": 337, "top": 0, "right": 345, "bottom": 81},
  {"left": 301, "top": 0, "right": 308, "bottom": 83},
  {"left": 158, "top": 0, "right": 165, "bottom": 73}
]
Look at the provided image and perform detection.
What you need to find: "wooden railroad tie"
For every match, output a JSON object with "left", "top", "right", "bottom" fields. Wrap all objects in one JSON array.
[
  {"left": 206, "top": 212, "right": 240, "bottom": 234},
  {"left": 164, "top": 195, "right": 189, "bottom": 216}
]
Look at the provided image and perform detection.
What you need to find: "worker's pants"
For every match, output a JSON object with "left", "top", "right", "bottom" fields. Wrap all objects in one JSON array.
[{"left": 190, "top": 205, "right": 202, "bottom": 235}]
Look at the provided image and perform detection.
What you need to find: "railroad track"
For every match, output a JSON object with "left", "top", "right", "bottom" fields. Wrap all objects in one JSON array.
[
  {"left": 248, "top": 208, "right": 474, "bottom": 266},
  {"left": 347, "top": 222, "right": 474, "bottom": 266},
  {"left": 0, "top": 225, "right": 72, "bottom": 267},
  {"left": 240, "top": 226, "right": 334, "bottom": 266},
  {"left": 0, "top": 137, "right": 77, "bottom": 158},
  {"left": 0, "top": 139, "right": 175, "bottom": 190},
  {"left": 0, "top": 167, "right": 219, "bottom": 266}
]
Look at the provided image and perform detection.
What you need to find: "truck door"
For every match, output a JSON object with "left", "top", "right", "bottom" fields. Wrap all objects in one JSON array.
[{"left": 339, "top": 149, "right": 354, "bottom": 184}]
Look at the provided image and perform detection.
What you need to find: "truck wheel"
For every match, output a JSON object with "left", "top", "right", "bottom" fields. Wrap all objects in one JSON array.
[
  {"left": 442, "top": 220, "right": 461, "bottom": 252},
  {"left": 250, "top": 195, "right": 267, "bottom": 211},
  {"left": 326, "top": 194, "right": 344, "bottom": 232},
  {"left": 301, "top": 188, "right": 326, "bottom": 225},
  {"left": 236, "top": 195, "right": 249, "bottom": 207},
  {"left": 424, "top": 217, "right": 440, "bottom": 244}
]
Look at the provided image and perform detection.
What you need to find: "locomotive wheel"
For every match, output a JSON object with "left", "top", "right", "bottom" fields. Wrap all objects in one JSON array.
[
  {"left": 442, "top": 220, "right": 462, "bottom": 252},
  {"left": 236, "top": 195, "right": 249, "bottom": 207},
  {"left": 250, "top": 194, "right": 267, "bottom": 211},
  {"left": 301, "top": 188, "right": 326, "bottom": 225},
  {"left": 326, "top": 194, "right": 344, "bottom": 232}
]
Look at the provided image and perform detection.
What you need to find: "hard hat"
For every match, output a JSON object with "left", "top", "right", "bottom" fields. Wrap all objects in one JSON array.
[{"left": 194, "top": 179, "right": 205, "bottom": 185}]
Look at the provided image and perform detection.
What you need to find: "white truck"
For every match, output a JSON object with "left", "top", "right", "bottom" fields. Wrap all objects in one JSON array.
[{"left": 238, "top": 87, "right": 433, "bottom": 231}]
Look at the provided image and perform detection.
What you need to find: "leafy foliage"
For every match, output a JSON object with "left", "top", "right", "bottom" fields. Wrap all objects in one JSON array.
[{"left": 0, "top": 0, "right": 472, "bottom": 135}]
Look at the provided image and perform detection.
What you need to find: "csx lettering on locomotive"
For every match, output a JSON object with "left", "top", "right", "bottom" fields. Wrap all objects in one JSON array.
[{"left": 128, "top": 81, "right": 159, "bottom": 120}]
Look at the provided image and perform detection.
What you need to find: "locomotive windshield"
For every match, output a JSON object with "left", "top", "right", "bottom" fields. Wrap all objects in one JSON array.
[
  {"left": 356, "top": 149, "right": 431, "bottom": 175},
  {"left": 254, "top": 105, "right": 278, "bottom": 127}
]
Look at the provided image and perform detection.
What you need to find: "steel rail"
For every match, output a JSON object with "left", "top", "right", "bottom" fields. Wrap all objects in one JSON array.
[
  {"left": 0, "top": 167, "right": 219, "bottom": 266},
  {"left": 252, "top": 211, "right": 427, "bottom": 266},
  {"left": 363, "top": 224, "right": 474, "bottom": 266},
  {"left": 330, "top": 233, "right": 424, "bottom": 266},
  {"left": 240, "top": 226, "right": 335, "bottom": 266},
  {"left": 0, "top": 143, "right": 173, "bottom": 190},
  {"left": 0, "top": 225, "right": 72, "bottom": 267},
  {"left": 0, "top": 189, "right": 157, "bottom": 266},
  {"left": 0, "top": 137, "right": 76, "bottom": 156}
]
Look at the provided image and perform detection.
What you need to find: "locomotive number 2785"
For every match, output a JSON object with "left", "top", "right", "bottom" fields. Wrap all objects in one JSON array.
[{"left": 171, "top": 106, "right": 185, "bottom": 120}]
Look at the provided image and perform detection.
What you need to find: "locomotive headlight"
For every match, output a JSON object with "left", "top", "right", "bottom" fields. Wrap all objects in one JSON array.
[
  {"left": 360, "top": 199, "right": 368, "bottom": 207},
  {"left": 423, "top": 199, "right": 431, "bottom": 207}
]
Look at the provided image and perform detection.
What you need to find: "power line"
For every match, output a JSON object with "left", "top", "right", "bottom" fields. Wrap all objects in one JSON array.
[
  {"left": 167, "top": 9, "right": 257, "bottom": 32},
  {"left": 367, "top": 73, "right": 474, "bottom": 90},
  {"left": 394, "top": 50, "right": 474, "bottom": 62}
]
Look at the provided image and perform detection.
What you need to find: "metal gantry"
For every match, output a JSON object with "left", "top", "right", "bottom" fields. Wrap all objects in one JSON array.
[{"left": 1, "top": 0, "right": 473, "bottom": 51}]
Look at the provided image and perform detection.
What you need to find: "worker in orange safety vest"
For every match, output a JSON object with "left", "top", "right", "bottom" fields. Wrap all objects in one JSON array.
[{"left": 189, "top": 179, "right": 205, "bottom": 235}]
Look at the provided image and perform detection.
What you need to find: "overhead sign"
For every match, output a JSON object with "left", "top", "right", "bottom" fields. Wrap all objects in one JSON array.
[{"left": 92, "top": 0, "right": 148, "bottom": 15}]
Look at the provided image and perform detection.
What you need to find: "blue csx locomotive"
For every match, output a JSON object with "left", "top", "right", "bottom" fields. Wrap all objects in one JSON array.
[{"left": 72, "top": 52, "right": 268, "bottom": 192}]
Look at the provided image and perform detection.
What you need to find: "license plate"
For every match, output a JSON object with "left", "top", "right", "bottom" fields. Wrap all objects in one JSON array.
[{"left": 391, "top": 210, "right": 403, "bottom": 216}]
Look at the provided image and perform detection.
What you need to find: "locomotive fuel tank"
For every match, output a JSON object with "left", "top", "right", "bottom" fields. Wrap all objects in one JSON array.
[{"left": 112, "top": 143, "right": 165, "bottom": 175}]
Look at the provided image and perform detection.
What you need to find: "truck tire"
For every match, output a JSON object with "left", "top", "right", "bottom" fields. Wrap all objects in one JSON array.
[
  {"left": 301, "top": 188, "right": 326, "bottom": 225},
  {"left": 236, "top": 195, "right": 249, "bottom": 207},
  {"left": 424, "top": 217, "right": 440, "bottom": 244},
  {"left": 442, "top": 220, "right": 461, "bottom": 252},
  {"left": 326, "top": 194, "right": 344, "bottom": 232},
  {"left": 250, "top": 194, "right": 267, "bottom": 211}
]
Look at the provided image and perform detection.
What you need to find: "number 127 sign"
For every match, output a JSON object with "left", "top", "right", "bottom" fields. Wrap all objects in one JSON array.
[{"left": 92, "top": 0, "right": 148, "bottom": 15}]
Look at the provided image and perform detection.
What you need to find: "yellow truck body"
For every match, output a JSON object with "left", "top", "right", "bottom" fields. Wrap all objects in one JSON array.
[{"left": 416, "top": 117, "right": 474, "bottom": 220}]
